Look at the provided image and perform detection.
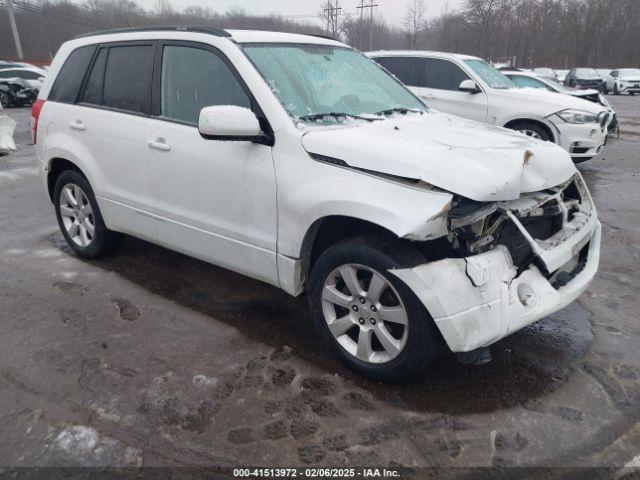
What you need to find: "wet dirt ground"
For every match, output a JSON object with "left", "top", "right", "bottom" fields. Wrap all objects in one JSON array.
[{"left": 0, "top": 97, "right": 639, "bottom": 474}]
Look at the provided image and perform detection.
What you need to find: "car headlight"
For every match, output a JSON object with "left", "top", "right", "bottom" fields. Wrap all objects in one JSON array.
[{"left": 556, "top": 109, "right": 599, "bottom": 124}]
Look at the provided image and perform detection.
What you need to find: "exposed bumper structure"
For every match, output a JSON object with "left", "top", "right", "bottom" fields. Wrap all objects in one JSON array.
[{"left": 391, "top": 176, "right": 601, "bottom": 353}]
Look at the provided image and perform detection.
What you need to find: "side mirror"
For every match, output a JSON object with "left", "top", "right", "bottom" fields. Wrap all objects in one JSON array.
[
  {"left": 198, "top": 105, "right": 264, "bottom": 142},
  {"left": 459, "top": 79, "right": 480, "bottom": 93}
]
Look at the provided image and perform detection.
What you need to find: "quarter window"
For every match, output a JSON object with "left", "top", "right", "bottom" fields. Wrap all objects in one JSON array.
[
  {"left": 48, "top": 45, "right": 95, "bottom": 103},
  {"left": 160, "top": 45, "right": 251, "bottom": 125},
  {"left": 102, "top": 44, "right": 154, "bottom": 114}
]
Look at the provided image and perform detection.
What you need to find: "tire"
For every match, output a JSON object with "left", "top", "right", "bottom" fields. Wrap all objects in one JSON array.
[
  {"left": 0, "top": 92, "right": 10, "bottom": 108},
  {"left": 308, "top": 235, "right": 439, "bottom": 382},
  {"left": 614, "top": 84, "right": 620, "bottom": 95},
  {"left": 510, "top": 121, "right": 552, "bottom": 142},
  {"left": 53, "top": 169, "right": 122, "bottom": 258}
]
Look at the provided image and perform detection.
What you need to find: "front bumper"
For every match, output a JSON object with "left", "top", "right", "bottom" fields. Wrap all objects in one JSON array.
[
  {"left": 619, "top": 83, "right": 640, "bottom": 94},
  {"left": 549, "top": 117, "right": 608, "bottom": 159},
  {"left": 391, "top": 178, "right": 601, "bottom": 353}
]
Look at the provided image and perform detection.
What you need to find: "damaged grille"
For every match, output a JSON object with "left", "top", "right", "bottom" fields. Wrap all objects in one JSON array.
[{"left": 447, "top": 175, "right": 590, "bottom": 274}]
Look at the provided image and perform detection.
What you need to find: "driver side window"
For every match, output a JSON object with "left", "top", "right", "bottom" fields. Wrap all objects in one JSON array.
[
  {"left": 160, "top": 45, "right": 251, "bottom": 125},
  {"left": 418, "top": 58, "right": 470, "bottom": 91}
]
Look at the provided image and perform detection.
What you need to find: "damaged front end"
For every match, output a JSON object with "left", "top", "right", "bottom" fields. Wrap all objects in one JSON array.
[{"left": 391, "top": 174, "right": 601, "bottom": 352}]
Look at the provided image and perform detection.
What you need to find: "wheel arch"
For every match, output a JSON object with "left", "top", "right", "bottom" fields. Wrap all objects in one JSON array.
[
  {"left": 46, "top": 157, "right": 87, "bottom": 202},
  {"left": 503, "top": 118, "right": 558, "bottom": 143}
]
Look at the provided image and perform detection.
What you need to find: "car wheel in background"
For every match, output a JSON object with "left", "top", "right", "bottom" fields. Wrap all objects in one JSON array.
[
  {"left": 0, "top": 92, "right": 10, "bottom": 108},
  {"left": 53, "top": 169, "right": 122, "bottom": 259},
  {"left": 614, "top": 84, "right": 620, "bottom": 95},
  {"left": 308, "top": 235, "right": 440, "bottom": 382}
]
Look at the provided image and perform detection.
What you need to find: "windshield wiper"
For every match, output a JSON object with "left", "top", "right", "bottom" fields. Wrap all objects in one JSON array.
[
  {"left": 298, "top": 112, "right": 382, "bottom": 122},
  {"left": 374, "top": 107, "right": 424, "bottom": 116}
]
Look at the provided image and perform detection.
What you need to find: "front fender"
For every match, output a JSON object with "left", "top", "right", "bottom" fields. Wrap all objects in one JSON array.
[{"left": 279, "top": 167, "right": 453, "bottom": 259}]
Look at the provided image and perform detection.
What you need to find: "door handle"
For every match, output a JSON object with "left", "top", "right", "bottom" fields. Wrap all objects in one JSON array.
[
  {"left": 148, "top": 138, "right": 171, "bottom": 152},
  {"left": 69, "top": 120, "right": 86, "bottom": 131}
]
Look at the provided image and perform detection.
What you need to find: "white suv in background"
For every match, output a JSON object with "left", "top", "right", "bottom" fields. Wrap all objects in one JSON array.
[
  {"left": 605, "top": 69, "right": 640, "bottom": 95},
  {"left": 35, "top": 28, "right": 601, "bottom": 381},
  {"left": 369, "top": 51, "right": 611, "bottom": 162}
]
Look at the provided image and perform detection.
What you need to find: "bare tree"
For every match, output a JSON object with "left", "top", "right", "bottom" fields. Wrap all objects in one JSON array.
[{"left": 405, "top": 0, "right": 426, "bottom": 49}]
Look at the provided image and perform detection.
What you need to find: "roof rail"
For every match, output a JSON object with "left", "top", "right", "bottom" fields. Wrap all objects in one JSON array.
[{"left": 75, "top": 26, "right": 231, "bottom": 39}]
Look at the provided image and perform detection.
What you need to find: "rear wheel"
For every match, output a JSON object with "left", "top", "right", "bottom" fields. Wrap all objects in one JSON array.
[
  {"left": 54, "top": 170, "right": 122, "bottom": 258},
  {"left": 614, "top": 84, "right": 620, "bottom": 95},
  {"left": 510, "top": 122, "right": 552, "bottom": 142},
  {"left": 308, "top": 235, "right": 439, "bottom": 382}
]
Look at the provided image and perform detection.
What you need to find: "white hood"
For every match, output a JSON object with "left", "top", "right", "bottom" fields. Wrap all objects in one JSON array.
[{"left": 301, "top": 112, "right": 576, "bottom": 202}]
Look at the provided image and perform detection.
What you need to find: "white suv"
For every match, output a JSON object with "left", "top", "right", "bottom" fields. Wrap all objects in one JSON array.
[
  {"left": 35, "top": 28, "right": 601, "bottom": 381},
  {"left": 369, "top": 51, "right": 611, "bottom": 162}
]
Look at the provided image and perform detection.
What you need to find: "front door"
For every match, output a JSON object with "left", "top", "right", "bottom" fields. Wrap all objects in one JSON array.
[
  {"left": 146, "top": 41, "right": 278, "bottom": 285},
  {"left": 411, "top": 57, "right": 489, "bottom": 123}
]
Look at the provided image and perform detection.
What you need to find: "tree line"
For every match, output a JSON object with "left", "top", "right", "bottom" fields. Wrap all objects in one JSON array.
[{"left": 1, "top": 0, "right": 638, "bottom": 68}]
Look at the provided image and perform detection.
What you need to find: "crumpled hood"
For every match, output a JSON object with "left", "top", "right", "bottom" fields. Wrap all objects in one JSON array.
[{"left": 301, "top": 112, "right": 577, "bottom": 201}]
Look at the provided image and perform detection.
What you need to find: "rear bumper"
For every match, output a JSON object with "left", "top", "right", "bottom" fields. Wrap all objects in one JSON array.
[{"left": 391, "top": 178, "right": 601, "bottom": 353}]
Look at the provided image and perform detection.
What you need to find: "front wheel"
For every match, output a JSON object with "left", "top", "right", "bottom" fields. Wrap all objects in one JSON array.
[
  {"left": 614, "top": 84, "right": 620, "bottom": 95},
  {"left": 511, "top": 122, "right": 552, "bottom": 142},
  {"left": 54, "top": 170, "right": 122, "bottom": 258},
  {"left": 308, "top": 235, "right": 439, "bottom": 382}
]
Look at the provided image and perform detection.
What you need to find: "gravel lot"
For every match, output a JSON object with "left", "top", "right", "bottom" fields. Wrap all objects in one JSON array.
[{"left": 0, "top": 96, "right": 639, "bottom": 474}]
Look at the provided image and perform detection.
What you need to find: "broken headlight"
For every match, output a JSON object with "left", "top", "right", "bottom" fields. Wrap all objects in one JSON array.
[{"left": 447, "top": 197, "right": 502, "bottom": 255}]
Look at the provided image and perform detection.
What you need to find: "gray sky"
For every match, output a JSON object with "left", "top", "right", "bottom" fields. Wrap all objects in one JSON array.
[{"left": 161, "top": 0, "right": 466, "bottom": 27}]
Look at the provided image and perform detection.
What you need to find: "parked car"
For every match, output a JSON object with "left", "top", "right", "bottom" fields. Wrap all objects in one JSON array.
[
  {"left": 564, "top": 68, "right": 605, "bottom": 91},
  {"left": 0, "top": 104, "right": 17, "bottom": 155},
  {"left": 35, "top": 28, "right": 601, "bottom": 381},
  {"left": 555, "top": 69, "right": 569, "bottom": 83},
  {"left": 604, "top": 69, "right": 640, "bottom": 95},
  {"left": 0, "top": 77, "right": 39, "bottom": 108},
  {"left": 369, "top": 51, "right": 610, "bottom": 162},
  {"left": 0, "top": 67, "right": 45, "bottom": 89},
  {"left": 533, "top": 67, "right": 558, "bottom": 82},
  {"left": 503, "top": 70, "right": 618, "bottom": 133},
  {"left": 596, "top": 69, "right": 612, "bottom": 80}
]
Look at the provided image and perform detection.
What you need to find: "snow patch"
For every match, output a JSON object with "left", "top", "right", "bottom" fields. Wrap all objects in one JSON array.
[{"left": 55, "top": 425, "right": 99, "bottom": 455}]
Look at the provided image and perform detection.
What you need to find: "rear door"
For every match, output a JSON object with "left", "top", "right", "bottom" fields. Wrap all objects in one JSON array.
[
  {"left": 72, "top": 41, "right": 158, "bottom": 241},
  {"left": 413, "top": 57, "right": 488, "bottom": 122},
  {"left": 145, "top": 40, "right": 278, "bottom": 285}
]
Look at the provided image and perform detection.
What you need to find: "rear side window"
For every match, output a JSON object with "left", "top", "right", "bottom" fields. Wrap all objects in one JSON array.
[
  {"left": 81, "top": 48, "right": 107, "bottom": 105},
  {"left": 49, "top": 45, "right": 95, "bottom": 103},
  {"left": 102, "top": 44, "right": 154, "bottom": 114},
  {"left": 419, "top": 58, "right": 470, "bottom": 91},
  {"left": 160, "top": 45, "right": 251, "bottom": 125},
  {"left": 375, "top": 57, "right": 420, "bottom": 86}
]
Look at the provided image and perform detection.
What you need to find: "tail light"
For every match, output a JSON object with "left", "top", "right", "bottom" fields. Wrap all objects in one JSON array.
[{"left": 31, "top": 99, "right": 45, "bottom": 144}]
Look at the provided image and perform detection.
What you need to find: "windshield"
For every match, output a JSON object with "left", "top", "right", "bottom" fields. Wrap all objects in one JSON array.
[
  {"left": 576, "top": 68, "right": 600, "bottom": 78},
  {"left": 242, "top": 44, "right": 425, "bottom": 124},
  {"left": 619, "top": 69, "right": 640, "bottom": 78},
  {"left": 464, "top": 59, "right": 514, "bottom": 89}
]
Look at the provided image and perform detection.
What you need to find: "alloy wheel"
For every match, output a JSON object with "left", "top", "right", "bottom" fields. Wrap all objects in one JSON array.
[
  {"left": 321, "top": 264, "right": 409, "bottom": 364},
  {"left": 0, "top": 93, "right": 9, "bottom": 108},
  {"left": 59, "top": 183, "right": 95, "bottom": 247},
  {"left": 520, "top": 129, "right": 542, "bottom": 139}
]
